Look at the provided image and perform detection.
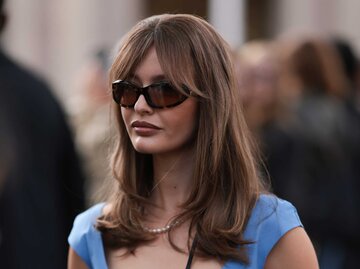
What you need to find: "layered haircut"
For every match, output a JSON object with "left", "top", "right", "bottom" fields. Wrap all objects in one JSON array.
[{"left": 97, "top": 14, "right": 266, "bottom": 263}]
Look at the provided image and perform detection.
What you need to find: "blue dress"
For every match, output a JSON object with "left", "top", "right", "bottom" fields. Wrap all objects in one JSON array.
[{"left": 68, "top": 195, "right": 302, "bottom": 269}]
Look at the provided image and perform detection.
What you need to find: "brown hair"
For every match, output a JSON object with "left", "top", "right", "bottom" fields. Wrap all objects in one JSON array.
[{"left": 97, "top": 14, "right": 266, "bottom": 264}]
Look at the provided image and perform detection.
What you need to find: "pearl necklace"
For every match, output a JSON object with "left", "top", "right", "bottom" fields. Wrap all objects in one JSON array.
[{"left": 142, "top": 219, "right": 182, "bottom": 234}]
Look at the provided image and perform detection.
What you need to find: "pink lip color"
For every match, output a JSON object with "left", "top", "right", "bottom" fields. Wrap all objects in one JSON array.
[{"left": 131, "top": 121, "right": 160, "bottom": 136}]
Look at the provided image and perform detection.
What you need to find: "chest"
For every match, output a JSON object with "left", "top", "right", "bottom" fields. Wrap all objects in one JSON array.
[{"left": 105, "top": 239, "right": 223, "bottom": 269}]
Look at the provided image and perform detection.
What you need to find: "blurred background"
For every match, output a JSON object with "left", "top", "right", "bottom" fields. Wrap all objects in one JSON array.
[
  {"left": 1, "top": 0, "right": 359, "bottom": 102},
  {"left": 1, "top": 0, "right": 360, "bottom": 268}
]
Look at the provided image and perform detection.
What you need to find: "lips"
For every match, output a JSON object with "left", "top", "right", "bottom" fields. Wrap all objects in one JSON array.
[
  {"left": 130, "top": 121, "right": 161, "bottom": 136},
  {"left": 131, "top": 121, "right": 160, "bottom": 129}
]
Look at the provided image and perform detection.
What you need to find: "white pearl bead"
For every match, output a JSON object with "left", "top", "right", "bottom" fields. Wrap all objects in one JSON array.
[{"left": 142, "top": 218, "right": 183, "bottom": 234}]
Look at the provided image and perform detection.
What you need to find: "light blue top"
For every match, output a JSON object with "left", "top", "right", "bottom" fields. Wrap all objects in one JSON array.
[{"left": 68, "top": 195, "right": 302, "bottom": 269}]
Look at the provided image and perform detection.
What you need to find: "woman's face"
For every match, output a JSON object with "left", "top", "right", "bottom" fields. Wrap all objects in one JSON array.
[{"left": 121, "top": 46, "right": 198, "bottom": 155}]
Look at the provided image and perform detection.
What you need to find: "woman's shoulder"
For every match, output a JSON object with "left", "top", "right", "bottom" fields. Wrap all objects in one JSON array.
[
  {"left": 240, "top": 194, "right": 303, "bottom": 268},
  {"left": 68, "top": 203, "right": 107, "bottom": 268},
  {"left": 72, "top": 203, "right": 106, "bottom": 230},
  {"left": 254, "top": 194, "right": 299, "bottom": 214},
  {"left": 68, "top": 203, "right": 106, "bottom": 242},
  {"left": 247, "top": 194, "right": 302, "bottom": 233}
]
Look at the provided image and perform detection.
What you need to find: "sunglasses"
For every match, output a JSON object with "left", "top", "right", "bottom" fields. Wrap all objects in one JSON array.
[{"left": 112, "top": 80, "right": 190, "bottom": 109}]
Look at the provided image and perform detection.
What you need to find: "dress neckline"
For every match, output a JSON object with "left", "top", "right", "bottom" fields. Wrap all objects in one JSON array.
[{"left": 94, "top": 204, "right": 227, "bottom": 269}]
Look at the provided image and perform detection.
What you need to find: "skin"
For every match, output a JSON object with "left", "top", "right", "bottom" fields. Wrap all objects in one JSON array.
[
  {"left": 265, "top": 227, "right": 319, "bottom": 269},
  {"left": 121, "top": 46, "right": 199, "bottom": 208},
  {"left": 68, "top": 248, "right": 88, "bottom": 269},
  {"left": 121, "top": 47, "right": 198, "bottom": 157},
  {"left": 68, "top": 46, "right": 318, "bottom": 269}
]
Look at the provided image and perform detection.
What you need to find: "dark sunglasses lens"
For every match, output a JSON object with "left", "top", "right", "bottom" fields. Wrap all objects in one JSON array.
[
  {"left": 113, "top": 82, "right": 138, "bottom": 107},
  {"left": 148, "top": 83, "right": 186, "bottom": 107}
]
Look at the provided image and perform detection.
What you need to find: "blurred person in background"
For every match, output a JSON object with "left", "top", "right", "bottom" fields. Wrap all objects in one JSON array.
[
  {"left": 332, "top": 37, "right": 360, "bottom": 191},
  {"left": 0, "top": 92, "right": 15, "bottom": 193},
  {"left": 269, "top": 36, "right": 360, "bottom": 269},
  {"left": 332, "top": 37, "right": 360, "bottom": 115},
  {"left": 67, "top": 49, "right": 114, "bottom": 205},
  {"left": 234, "top": 40, "right": 295, "bottom": 186},
  {"left": 236, "top": 35, "right": 360, "bottom": 269},
  {"left": 0, "top": 0, "right": 86, "bottom": 268},
  {"left": 235, "top": 40, "right": 280, "bottom": 133}
]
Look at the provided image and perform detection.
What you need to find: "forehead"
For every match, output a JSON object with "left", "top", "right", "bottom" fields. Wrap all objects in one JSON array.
[{"left": 132, "top": 47, "right": 165, "bottom": 84}]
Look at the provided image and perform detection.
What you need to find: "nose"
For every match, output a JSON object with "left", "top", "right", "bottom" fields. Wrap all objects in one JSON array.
[{"left": 134, "top": 94, "right": 153, "bottom": 114}]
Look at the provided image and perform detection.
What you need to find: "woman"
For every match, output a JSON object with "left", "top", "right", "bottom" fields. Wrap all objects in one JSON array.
[{"left": 68, "top": 14, "right": 318, "bottom": 269}]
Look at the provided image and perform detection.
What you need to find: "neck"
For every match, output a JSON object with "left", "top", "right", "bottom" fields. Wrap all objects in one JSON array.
[{"left": 150, "top": 146, "right": 195, "bottom": 214}]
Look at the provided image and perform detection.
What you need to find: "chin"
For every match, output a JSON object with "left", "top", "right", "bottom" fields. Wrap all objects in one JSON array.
[
  {"left": 131, "top": 142, "right": 161, "bottom": 154},
  {"left": 133, "top": 147, "right": 154, "bottom": 154},
  {"left": 132, "top": 142, "right": 177, "bottom": 155},
  {"left": 130, "top": 136, "right": 193, "bottom": 155}
]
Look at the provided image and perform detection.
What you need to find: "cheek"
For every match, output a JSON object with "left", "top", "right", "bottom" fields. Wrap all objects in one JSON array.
[{"left": 166, "top": 101, "right": 198, "bottom": 140}]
